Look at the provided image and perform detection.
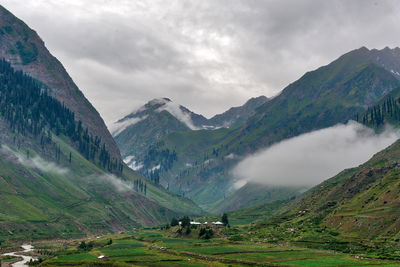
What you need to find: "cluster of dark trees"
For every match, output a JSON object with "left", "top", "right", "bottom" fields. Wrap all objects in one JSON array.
[
  {"left": 78, "top": 241, "right": 94, "bottom": 251},
  {"left": 198, "top": 227, "right": 214, "bottom": 239},
  {"left": 133, "top": 179, "right": 147, "bottom": 195},
  {"left": 358, "top": 96, "right": 400, "bottom": 127},
  {"left": 140, "top": 142, "right": 177, "bottom": 184},
  {"left": 76, "top": 239, "right": 112, "bottom": 253},
  {"left": 0, "top": 59, "right": 123, "bottom": 174}
]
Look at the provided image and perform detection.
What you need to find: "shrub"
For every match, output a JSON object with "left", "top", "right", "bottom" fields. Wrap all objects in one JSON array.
[{"left": 170, "top": 218, "right": 179, "bottom": 226}]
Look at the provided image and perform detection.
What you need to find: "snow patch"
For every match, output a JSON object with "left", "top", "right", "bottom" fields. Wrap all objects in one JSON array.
[
  {"left": 151, "top": 164, "right": 161, "bottom": 171},
  {"left": 203, "top": 159, "right": 214, "bottom": 165},
  {"left": 129, "top": 161, "right": 143, "bottom": 171},
  {"left": 390, "top": 69, "right": 400, "bottom": 76},
  {"left": 124, "top": 156, "right": 144, "bottom": 171},
  {"left": 123, "top": 155, "right": 135, "bottom": 164}
]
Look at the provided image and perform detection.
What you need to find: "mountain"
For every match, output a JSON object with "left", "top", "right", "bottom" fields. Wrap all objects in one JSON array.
[
  {"left": 136, "top": 47, "right": 400, "bottom": 211},
  {"left": 112, "top": 98, "right": 207, "bottom": 165},
  {"left": 208, "top": 96, "right": 269, "bottom": 128},
  {"left": 112, "top": 96, "right": 268, "bottom": 171},
  {"left": 0, "top": 6, "right": 120, "bottom": 160},
  {"left": 250, "top": 137, "right": 400, "bottom": 254},
  {"left": 0, "top": 7, "right": 203, "bottom": 241}
]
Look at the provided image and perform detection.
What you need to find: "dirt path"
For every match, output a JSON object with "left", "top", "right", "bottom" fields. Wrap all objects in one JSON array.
[{"left": 214, "top": 228, "right": 228, "bottom": 240}]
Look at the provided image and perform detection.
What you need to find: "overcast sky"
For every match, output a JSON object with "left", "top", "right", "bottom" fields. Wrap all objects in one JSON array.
[{"left": 2, "top": 0, "right": 400, "bottom": 125}]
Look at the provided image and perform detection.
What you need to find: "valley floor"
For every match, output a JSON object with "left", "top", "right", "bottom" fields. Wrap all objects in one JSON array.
[{"left": 3, "top": 228, "right": 399, "bottom": 267}]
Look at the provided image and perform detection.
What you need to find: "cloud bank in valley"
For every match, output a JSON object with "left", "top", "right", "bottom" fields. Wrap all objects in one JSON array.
[{"left": 232, "top": 122, "right": 400, "bottom": 188}]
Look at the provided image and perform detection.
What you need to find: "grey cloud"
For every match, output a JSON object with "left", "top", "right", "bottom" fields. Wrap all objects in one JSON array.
[
  {"left": 2, "top": 1, "right": 400, "bottom": 123},
  {"left": 232, "top": 122, "right": 400, "bottom": 188}
]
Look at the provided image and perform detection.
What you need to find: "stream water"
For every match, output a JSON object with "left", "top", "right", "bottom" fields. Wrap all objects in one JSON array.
[{"left": 2, "top": 244, "right": 36, "bottom": 267}]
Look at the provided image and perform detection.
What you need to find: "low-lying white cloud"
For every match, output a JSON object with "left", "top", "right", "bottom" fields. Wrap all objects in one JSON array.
[
  {"left": 96, "top": 174, "right": 133, "bottom": 192},
  {"left": 111, "top": 115, "right": 148, "bottom": 136},
  {"left": 0, "top": 145, "right": 69, "bottom": 175},
  {"left": 232, "top": 121, "right": 400, "bottom": 188}
]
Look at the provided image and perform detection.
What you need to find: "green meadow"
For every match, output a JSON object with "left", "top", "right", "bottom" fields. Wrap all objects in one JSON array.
[{"left": 22, "top": 228, "right": 400, "bottom": 267}]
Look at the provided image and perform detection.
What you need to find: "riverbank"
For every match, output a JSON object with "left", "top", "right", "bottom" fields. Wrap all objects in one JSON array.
[{"left": 1, "top": 245, "right": 36, "bottom": 267}]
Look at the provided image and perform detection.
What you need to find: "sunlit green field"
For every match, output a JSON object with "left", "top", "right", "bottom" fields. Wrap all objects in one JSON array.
[{"left": 34, "top": 229, "right": 400, "bottom": 267}]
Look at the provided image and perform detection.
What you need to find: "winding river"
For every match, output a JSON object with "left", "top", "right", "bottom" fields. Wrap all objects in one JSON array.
[{"left": 2, "top": 244, "right": 36, "bottom": 267}]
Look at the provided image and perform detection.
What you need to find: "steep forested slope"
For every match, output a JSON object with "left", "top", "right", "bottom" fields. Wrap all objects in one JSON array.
[{"left": 0, "top": 5, "right": 120, "bottom": 160}]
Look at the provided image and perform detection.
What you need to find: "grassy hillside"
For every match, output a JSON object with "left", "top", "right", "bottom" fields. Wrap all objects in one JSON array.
[
  {"left": 0, "top": 129, "right": 203, "bottom": 242},
  {"left": 248, "top": 138, "right": 400, "bottom": 256},
  {"left": 210, "top": 183, "right": 304, "bottom": 213}
]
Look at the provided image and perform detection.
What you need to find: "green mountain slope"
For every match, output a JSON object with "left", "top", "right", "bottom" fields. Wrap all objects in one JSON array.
[
  {"left": 0, "top": 5, "right": 120, "bottom": 160},
  {"left": 0, "top": 38, "right": 203, "bottom": 242},
  {"left": 211, "top": 183, "right": 304, "bottom": 213},
  {"left": 137, "top": 47, "right": 400, "bottom": 211},
  {"left": 250, "top": 138, "right": 400, "bottom": 255}
]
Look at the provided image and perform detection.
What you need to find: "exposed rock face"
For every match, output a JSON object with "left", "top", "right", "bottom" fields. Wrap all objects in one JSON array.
[{"left": 0, "top": 5, "right": 121, "bottom": 160}]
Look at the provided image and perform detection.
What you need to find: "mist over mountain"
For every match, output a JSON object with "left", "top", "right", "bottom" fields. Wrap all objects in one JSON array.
[
  {"left": 133, "top": 46, "right": 400, "bottom": 211},
  {"left": 112, "top": 96, "right": 268, "bottom": 171}
]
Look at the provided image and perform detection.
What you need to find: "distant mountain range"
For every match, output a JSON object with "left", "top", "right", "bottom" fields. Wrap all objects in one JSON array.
[
  {"left": 112, "top": 96, "right": 268, "bottom": 169},
  {"left": 115, "top": 46, "right": 400, "bottom": 212}
]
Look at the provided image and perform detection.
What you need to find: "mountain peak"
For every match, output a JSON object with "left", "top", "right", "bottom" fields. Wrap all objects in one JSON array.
[{"left": 147, "top": 97, "right": 172, "bottom": 107}]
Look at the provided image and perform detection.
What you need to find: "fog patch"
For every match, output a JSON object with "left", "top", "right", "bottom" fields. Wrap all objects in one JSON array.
[
  {"left": 0, "top": 145, "right": 69, "bottom": 175},
  {"left": 111, "top": 115, "right": 148, "bottom": 136},
  {"left": 232, "top": 121, "right": 400, "bottom": 188},
  {"left": 91, "top": 173, "right": 133, "bottom": 192},
  {"left": 157, "top": 101, "right": 198, "bottom": 130}
]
